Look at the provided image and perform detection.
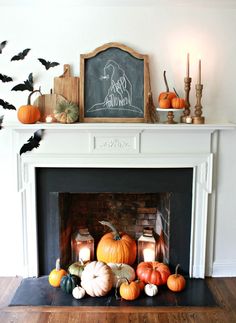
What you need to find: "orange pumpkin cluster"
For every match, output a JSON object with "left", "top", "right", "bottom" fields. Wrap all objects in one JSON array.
[
  {"left": 48, "top": 221, "right": 186, "bottom": 301},
  {"left": 158, "top": 71, "right": 185, "bottom": 109}
]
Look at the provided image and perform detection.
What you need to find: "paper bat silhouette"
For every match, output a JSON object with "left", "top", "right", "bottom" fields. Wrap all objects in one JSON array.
[
  {"left": 0, "top": 115, "right": 4, "bottom": 130},
  {"left": 38, "top": 58, "right": 59, "bottom": 70},
  {"left": 11, "top": 73, "right": 34, "bottom": 92},
  {"left": 11, "top": 48, "right": 31, "bottom": 61},
  {"left": 19, "top": 129, "right": 44, "bottom": 155},
  {"left": 0, "top": 99, "right": 16, "bottom": 110},
  {"left": 0, "top": 73, "right": 13, "bottom": 83},
  {"left": 0, "top": 40, "right": 7, "bottom": 54}
]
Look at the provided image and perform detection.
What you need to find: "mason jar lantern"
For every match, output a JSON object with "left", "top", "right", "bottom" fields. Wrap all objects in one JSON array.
[
  {"left": 71, "top": 228, "right": 94, "bottom": 262},
  {"left": 138, "top": 227, "right": 157, "bottom": 263}
]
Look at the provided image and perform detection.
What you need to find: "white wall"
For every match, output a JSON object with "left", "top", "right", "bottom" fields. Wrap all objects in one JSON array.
[{"left": 0, "top": 0, "right": 236, "bottom": 276}]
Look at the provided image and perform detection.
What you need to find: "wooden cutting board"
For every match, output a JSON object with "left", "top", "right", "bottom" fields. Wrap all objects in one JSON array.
[
  {"left": 33, "top": 93, "right": 67, "bottom": 122},
  {"left": 54, "top": 64, "right": 80, "bottom": 106}
]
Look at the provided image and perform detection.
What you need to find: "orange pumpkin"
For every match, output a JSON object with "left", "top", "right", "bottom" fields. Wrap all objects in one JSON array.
[
  {"left": 17, "top": 89, "right": 41, "bottom": 124},
  {"left": 167, "top": 264, "right": 186, "bottom": 292},
  {"left": 136, "top": 261, "right": 171, "bottom": 286},
  {"left": 171, "top": 88, "right": 185, "bottom": 109},
  {"left": 48, "top": 258, "right": 67, "bottom": 287},
  {"left": 159, "top": 96, "right": 171, "bottom": 109},
  {"left": 119, "top": 279, "right": 141, "bottom": 301},
  {"left": 97, "top": 221, "right": 137, "bottom": 265},
  {"left": 158, "top": 71, "right": 176, "bottom": 103}
]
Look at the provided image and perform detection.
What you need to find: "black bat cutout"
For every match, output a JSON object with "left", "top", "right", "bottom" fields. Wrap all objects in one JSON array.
[
  {"left": 0, "top": 115, "right": 4, "bottom": 130},
  {"left": 0, "top": 99, "right": 16, "bottom": 110},
  {"left": 11, "top": 73, "right": 33, "bottom": 92},
  {"left": 38, "top": 58, "right": 59, "bottom": 70},
  {"left": 11, "top": 48, "right": 31, "bottom": 61},
  {"left": 19, "top": 129, "right": 44, "bottom": 155},
  {"left": 0, "top": 73, "right": 13, "bottom": 83},
  {"left": 0, "top": 40, "right": 7, "bottom": 54}
]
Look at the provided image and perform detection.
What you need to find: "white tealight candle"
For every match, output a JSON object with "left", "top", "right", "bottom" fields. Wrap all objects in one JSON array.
[
  {"left": 45, "top": 115, "right": 53, "bottom": 123},
  {"left": 79, "top": 247, "right": 91, "bottom": 262},
  {"left": 186, "top": 116, "right": 192, "bottom": 124},
  {"left": 143, "top": 248, "right": 155, "bottom": 262}
]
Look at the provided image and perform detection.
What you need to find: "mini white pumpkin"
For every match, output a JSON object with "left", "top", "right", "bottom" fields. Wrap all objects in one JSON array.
[
  {"left": 107, "top": 263, "right": 136, "bottom": 287},
  {"left": 144, "top": 283, "right": 158, "bottom": 297},
  {"left": 72, "top": 285, "right": 86, "bottom": 299}
]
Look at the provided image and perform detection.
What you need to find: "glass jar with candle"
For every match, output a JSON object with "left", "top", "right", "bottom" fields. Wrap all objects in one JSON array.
[
  {"left": 71, "top": 228, "right": 94, "bottom": 263},
  {"left": 138, "top": 227, "right": 157, "bottom": 263}
]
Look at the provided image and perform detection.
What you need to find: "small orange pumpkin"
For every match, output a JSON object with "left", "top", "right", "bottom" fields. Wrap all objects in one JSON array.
[
  {"left": 48, "top": 258, "right": 67, "bottom": 287},
  {"left": 97, "top": 221, "right": 137, "bottom": 265},
  {"left": 17, "top": 89, "right": 41, "bottom": 124},
  {"left": 158, "top": 71, "right": 176, "bottom": 103},
  {"left": 167, "top": 264, "right": 186, "bottom": 292},
  {"left": 119, "top": 279, "right": 141, "bottom": 301},
  {"left": 171, "top": 88, "right": 185, "bottom": 109}
]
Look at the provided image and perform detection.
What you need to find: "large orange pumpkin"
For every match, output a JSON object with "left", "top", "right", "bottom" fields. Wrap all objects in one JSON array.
[
  {"left": 17, "top": 89, "right": 41, "bottom": 124},
  {"left": 136, "top": 261, "right": 171, "bottom": 286},
  {"left": 97, "top": 221, "right": 137, "bottom": 265}
]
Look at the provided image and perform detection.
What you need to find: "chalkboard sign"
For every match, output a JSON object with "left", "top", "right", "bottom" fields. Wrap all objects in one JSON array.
[{"left": 80, "top": 43, "right": 150, "bottom": 122}]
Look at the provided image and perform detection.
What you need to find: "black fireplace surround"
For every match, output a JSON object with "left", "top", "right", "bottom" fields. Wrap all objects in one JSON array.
[{"left": 36, "top": 168, "right": 193, "bottom": 276}]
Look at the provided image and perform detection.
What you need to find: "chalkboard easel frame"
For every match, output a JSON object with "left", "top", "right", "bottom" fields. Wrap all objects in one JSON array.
[{"left": 80, "top": 42, "right": 150, "bottom": 123}]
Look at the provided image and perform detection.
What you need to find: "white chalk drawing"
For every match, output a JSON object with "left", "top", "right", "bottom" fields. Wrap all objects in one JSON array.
[{"left": 87, "top": 60, "right": 143, "bottom": 115}]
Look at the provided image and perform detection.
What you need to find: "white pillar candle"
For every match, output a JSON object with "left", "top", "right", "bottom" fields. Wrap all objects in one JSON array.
[
  {"left": 143, "top": 248, "right": 155, "bottom": 262},
  {"left": 79, "top": 247, "right": 91, "bottom": 262}
]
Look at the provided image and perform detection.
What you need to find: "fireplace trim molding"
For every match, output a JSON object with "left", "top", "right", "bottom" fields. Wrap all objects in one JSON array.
[{"left": 10, "top": 123, "right": 235, "bottom": 278}]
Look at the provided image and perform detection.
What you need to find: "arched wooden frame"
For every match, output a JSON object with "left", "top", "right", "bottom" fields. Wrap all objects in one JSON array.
[{"left": 80, "top": 42, "right": 150, "bottom": 123}]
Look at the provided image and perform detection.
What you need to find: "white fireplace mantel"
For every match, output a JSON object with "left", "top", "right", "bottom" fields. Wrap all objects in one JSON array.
[{"left": 9, "top": 122, "right": 235, "bottom": 278}]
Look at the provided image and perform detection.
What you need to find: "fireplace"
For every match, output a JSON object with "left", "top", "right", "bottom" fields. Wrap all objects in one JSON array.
[
  {"left": 11, "top": 122, "right": 228, "bottom": 278},
  {"left": 36, "top": 167, "right": 193, "bottom": 276}
]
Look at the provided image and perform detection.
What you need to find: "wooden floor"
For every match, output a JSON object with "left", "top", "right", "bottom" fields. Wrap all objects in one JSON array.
[{"left": 0, "top": 277, "right": 236, "bottom": 322}]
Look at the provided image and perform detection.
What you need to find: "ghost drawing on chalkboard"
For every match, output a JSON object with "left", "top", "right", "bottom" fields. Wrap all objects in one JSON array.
[{"left": 87, "top": 60, "right": 142, "bottom": 116}]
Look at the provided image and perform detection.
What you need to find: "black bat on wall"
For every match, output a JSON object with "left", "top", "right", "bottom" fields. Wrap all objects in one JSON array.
[
  {"left": 38, "top": 58, "right": 59, "bottom": 70},
  {"left": 0, "top": 115, "right": 4, "bottom": 130},
  {"left": 0, "top": 40, "right": 7, "bottom": 54},
  {"left": 11, "top": 48, "right": 31, "bottom": 61},
  {"left": 11, "top": 73, "right": 34, "bottom": 92},
  {"left": 0, "top": 99, "right": 16, "bottom": 110},
  {"left": 0, "top": 73, "right": 13, "bottom": 83},
  {"left": 19, "top": 129, "right": 44, "bottom": 155}
]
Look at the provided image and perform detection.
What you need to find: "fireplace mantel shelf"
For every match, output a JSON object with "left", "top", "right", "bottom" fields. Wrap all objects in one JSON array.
[{"left": 5, "top": 121, "right": 236, "bottom": 132}]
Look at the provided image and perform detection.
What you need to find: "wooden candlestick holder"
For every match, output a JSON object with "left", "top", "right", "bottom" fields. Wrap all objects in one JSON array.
[
  {"left": 192, "top": 84, "right": 205, "bottom": 124},
  {"left": 181, "top": 77, "right": 192, "bottom": 123}
]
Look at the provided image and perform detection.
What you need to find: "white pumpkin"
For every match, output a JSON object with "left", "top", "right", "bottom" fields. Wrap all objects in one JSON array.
[
  {"left": 72, "top": 286, "right": 86, "bottom": 299},
  {"left": 107, "top": 263, "right": 136, "bottom": 288},
  {"left": 144, "top": 283, "right": 158, "bottom": 297},
  {"left": 81, "top": 261, "right": 113, "bottom": 297}
]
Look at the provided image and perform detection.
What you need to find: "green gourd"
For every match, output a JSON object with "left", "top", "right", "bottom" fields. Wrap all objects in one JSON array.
[
  {"left": 60, "top": 274, "right": 79, "bottom": 294},
  {"left": 54, "top": 101, "right": 79, "bottom": 123}
]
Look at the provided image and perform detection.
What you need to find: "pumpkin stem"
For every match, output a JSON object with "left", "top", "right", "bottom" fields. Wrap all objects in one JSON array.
[
  {"left": 163, "top": 71, "right": 170, "bottom": 92},
  {"left": 27, "top": 88, "right": 42, "bottom": 105},
  {"left": 173, "top": 88, "right": 179, "bottom": 98},
  {"left": 55, "top": 258, "right": 61, "bottom": 271},
  {"left": 175, "top": 264, "right": 180, "bottom": 277},
  {"left": 99, "top": 220, "right": 121, "bottom": 240}
]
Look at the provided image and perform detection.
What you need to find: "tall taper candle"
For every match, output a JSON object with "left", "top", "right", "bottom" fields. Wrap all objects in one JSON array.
[
  {"left": 187, "top": 53, "right": 190, "bottom": 77},
  {"left": 198, "top": 59, "right": 201, "bottom": 84}
]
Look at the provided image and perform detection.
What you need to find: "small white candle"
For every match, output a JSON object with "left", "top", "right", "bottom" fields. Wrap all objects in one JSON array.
[
  {"left": 45, "top": 115, "right": 53, "bottom": 123},
  {"left": 198, "top": 59, "right": 201, "bottom": 85},
  {"left": 143, "top": 248, "right": 155, "bottom": 262},
  {"left": 186, "top": 53, "right": 190, "bottom": 78},
  {"left": 79, "top": 247, "right": 90, "bottom": 262}
]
